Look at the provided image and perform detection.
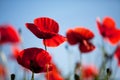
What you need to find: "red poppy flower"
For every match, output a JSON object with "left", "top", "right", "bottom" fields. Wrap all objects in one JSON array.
[
  {"left": 96, "top": 17, "right": 120, "bottom": 45},
  {"left": 82, "top": 65, "right": 98, "bottom": 79},
  {"left": 45, "top": 63, "right": 63, "bottom": 80},
  {"left": 66, "top": 27, "right": 95, "bottom": 53},
  {"left": 114, "top": 45, "right": 120, "bottom": 66},
  {"left": 25, "top": 17, "right": 66, "bottom": 47},
  {"left": 16, "top": 47, "right": 52, "bottom": 73},
  {"left": 0, "top": 25, "right": 21, "bottom": 45}
]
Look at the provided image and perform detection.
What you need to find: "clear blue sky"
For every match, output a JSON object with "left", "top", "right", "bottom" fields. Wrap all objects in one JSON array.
[{"left": 0, "top": 0, "right": 120, "bottom": 80}]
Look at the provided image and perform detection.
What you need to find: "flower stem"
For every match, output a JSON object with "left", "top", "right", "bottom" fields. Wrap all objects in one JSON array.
[
  {"left": 23, "top": 69, "right": 26, "bottom": 80},
  {"left": 31, "top": 72, "right": 34, "bottom": 80},
  {"left": 44, "top": 39, "right": 47, "bottom": 51},
  {"left": 79, "top": 52, "right": 82, "bottom": 80}
]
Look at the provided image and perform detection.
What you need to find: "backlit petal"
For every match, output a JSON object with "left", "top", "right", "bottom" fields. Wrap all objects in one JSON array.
[
  {"left": 106, "top": 29, "right": 120, "bottom": 45},
  {"left": 103, "top": 17, "right": 116, "bottom": 29},
  {"left": 96, "top": 18, "right": 105, "bottom": 37},
  {"left": 74, "top": 27, "right": 94, "bottom": 40},
  {"left": 26, "top": 23, "right": 55, "bottom": 39},
  {"left": 43, "top": 34, "right": 66, "bottom": 47},
  {"left": 34, "top": 17, "right": 59, "bottom": 33}
]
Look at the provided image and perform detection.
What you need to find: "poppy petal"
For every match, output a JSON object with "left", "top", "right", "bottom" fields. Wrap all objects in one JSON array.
[
  {"left": 34, "top": 17, "right": 59, "bottom": 33},
  {"left": 26, "top": 23, "right": 55, "bottom": 39},
  {"left": 0, "top": 25, "right": 21, "bottom": 44},
  {"left": 74, "top": 27, "right": 94, "bottom": 40},
  {"left": 66, "top": 29, "right": 78, "bottom": 45},
  {"left": 106, "top": 29, "right": 120, "bottom": 45},
  {"left": 103, "top": 17, "right": 116, "bottom": 29},
  {"left": 43, "top": 34, "right": 66, "bottom": 47},
  {"left": 79, "top": 40, "right": 95, "bottom": 53},
  {"left": 96, "top": 18, "right": 105, "bottom": 37}
]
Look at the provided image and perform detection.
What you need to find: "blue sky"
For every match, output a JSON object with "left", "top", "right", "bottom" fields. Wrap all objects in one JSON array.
[{"left": 0, "top": 0, "right": 120, "bottom": 79}]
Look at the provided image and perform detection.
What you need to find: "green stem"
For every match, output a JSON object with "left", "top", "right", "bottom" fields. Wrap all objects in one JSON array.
[
  {"left": 31, "top": 72, "right": 34, "bottom": 80},
  {"left": 79, "top": 52, "right": 82, "bottom": 80},
  {"left": 44, "top": 39, "right": 47, "bottom": 51},
  {"left": 23, "top": 69, "right": 26, "bottom": 80}
]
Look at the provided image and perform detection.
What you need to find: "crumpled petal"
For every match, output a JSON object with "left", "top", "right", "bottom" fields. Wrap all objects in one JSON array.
[{"left": 43, "top": 34, "right": 66, "bottom": 47}]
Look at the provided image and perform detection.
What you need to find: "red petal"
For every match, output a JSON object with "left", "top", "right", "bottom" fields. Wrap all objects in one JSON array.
[
  {"left": 43, "top": 34, "right": 66, "bottom": 47},
  {"left": 79, "top": 41, "right": 95, "bottom": 53},
  {"left": 106, "top": 29, "right": 120, "bottom": 45},
  {"left": 36, "top": 50, "right": 52, "bottom": 67},
  {"left": 26, "top": 23, "right": 55, "bottom": 39},
  {"left": 17, "top": 47, "right": 52, "bottom": 73},
  {"left": 46, "top": 71, "right": 64, "bottom": 80},
  {"left": 74, "top": 27, "right": 94, "bottom": 40},
  {"left": 0, "top": 25, "right": 21, "bottom": 44},
  {"left": 103, "top": 17, "right": 116, "bottom": 29},
  {"left": 34, "top": 17, "right": 59, "bottom": 33},
  {"left": 96, "top": 18, "right": 105, "bottom": 37},
  {"left": 45, "top": 63, "right": 64, "bottom": 80},
  {"left": 66, "top": 29, "right": 78, "bottom": 45}
]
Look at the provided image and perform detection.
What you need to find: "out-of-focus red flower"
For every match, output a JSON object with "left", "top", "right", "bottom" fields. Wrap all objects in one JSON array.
[
  {"left": 0, "top": 25, "right": 21, "bottom": 45},
  {"left": 96, "top": 17, "right": 120, "bottom": 45},
  {"left": 66, "top": 27, "right": 95, "bottom": 53},
  {"left": 25, "top": 17, "right": 66, "bottom": 47},
  {"left": 77, "top": 65, "right": 98, "bottom": 80},
  {"left": 45, "top": 63, "right": 64, "bottom": 80},
  {"left": 16, "top": 47, "right": 52, "bottom": 73},
  {"left": 82, "top": 65, "right": 98, "bottom": 78},
  {"left": 0, "top": 64, "right": 7, "bottom": 80},
  {"left": 114, "top": 45, "right": 120, "bottom": 66}
]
